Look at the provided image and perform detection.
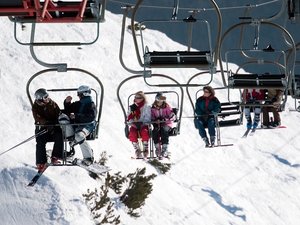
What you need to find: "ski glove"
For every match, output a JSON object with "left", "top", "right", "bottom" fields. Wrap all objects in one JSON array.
[{"left": 130, "top": 103, "right": 138, "bottom": 112}]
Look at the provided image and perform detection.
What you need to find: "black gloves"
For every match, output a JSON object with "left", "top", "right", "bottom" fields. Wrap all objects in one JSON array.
[{"left": 130, "top": 103, "right": 138, "bottom": 112}]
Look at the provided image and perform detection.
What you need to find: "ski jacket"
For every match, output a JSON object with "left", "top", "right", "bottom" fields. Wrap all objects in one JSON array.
[
  {"left": 243, "top": 89, "right": 265, "bottom": 102},
  {"left": 32, "top": 98, "right": 61, "bottom": 125},
  {"left": 64, "top": 96, "right": 97, "bottom": 126},
  {"left": 266, "top": 89, "right": 283, "bottom": 103},
  {"left": 195, "top": 96, "right": 221, "bottom": 120},
  {"left": 127, "top": 101, "right": 151, "bottom": 125},
  {"left": 151, "top": 102, "right": 174, "bottom": 127}
]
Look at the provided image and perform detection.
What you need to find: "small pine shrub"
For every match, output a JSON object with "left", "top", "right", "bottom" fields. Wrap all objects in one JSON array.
[
  {"left": 147, "top": 159, "right": 171, "bottom": 174},
  {"left": 83, "top": 186, "right": 120, "bottom": 225},
  {"left": 120, "top": 168, "right": 156, "bottom": 217},
  {"left": 106, "top": 172, "right": 127, "bottom": 194}
]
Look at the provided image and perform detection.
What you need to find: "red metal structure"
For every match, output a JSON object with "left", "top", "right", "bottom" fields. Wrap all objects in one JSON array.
[{"left": 0, "top": 0, "right": 102, "bottom": 23}]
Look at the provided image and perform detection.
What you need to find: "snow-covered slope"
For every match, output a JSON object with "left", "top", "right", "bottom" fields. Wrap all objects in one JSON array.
[{"left": 1, "top": 9, "right": 300, "bottom": 225}]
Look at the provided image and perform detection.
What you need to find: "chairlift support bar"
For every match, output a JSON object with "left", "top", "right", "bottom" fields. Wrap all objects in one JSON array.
[
  {"left": 12, "top": 15, "right": 101, "bottom": 46},
  {"left": 3, "top": 1, "right": 106, "bottom": 46},
  {"left": 171, "top": 0, "right": 179, "bottom": 20}
]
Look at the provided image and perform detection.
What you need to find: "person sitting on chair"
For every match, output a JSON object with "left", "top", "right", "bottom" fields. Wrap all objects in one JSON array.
[
  {"left": 32, "top": 88, "right": 63, "bottom": 171},
  {"left": 127, "top": 91, "right": 151, "bottom": 158},
  {"left": 195, "top": 86, "right": 221, "bottom": 147},
  {"left": 242, "top": 88, "right": 265, "bottom": 129},
  {"left": 64, "top": 85, "right": 96, "bottom": 166},
  {"left": 151, "top": 92, "right": 175, "bottom": 158},
  {"left": 262, "top": 89, "right": 283, "bottom": 128}
]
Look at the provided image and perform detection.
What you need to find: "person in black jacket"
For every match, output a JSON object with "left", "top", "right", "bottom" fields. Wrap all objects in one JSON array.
[
  {"left": 64, "top": 85, "right": 96, "bottom": 165},
  {"left": 195, "top": 86, "right": 221, "bottom": 147}
]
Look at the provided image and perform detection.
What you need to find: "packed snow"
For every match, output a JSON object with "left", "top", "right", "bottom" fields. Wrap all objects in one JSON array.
[{"left": 1, "top": 8, "right": 300, "bottom": 225}]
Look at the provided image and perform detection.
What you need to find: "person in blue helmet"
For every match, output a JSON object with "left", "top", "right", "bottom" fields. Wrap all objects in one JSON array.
[{"left": 64, "top": 85, "right": 96, "bottom": 165}]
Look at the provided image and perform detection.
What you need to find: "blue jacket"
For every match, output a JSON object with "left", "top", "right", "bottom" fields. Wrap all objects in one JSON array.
[
  {"left": 195, "top": 96, "right": 221, "bottom": 121},
  {"left": 64, "top": 96, "right": 97, "bottom": 132}
]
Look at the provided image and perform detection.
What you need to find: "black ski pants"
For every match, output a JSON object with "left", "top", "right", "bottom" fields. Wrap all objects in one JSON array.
[
  {"left": 35, "top": 127, "right": 63, "bottom": 164},
  {"left": 152, "top": 125, "right": 170, "bottom": 145}
]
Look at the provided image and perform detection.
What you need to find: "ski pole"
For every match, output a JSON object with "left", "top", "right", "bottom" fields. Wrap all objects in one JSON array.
[{"left": 0, "top": 129, "right": 48, "bottom": 157}]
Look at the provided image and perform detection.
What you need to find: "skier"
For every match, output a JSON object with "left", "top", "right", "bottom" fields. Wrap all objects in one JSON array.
[
  {"left": 262, "top": 89, "right": 283, "bottom": 128},
  {"left": 64, "top": 85, "right": 96, "bottom": 166},
  {"left": 151, "top": 92, "right": 175, "bottom": 158},
  {"left": 32, "top": 88, "right": 63, "bottom": 171},
  {"left": 127, "top": 91, "right": 151, "bottom": 158},
  {"left": 195, "top": 86, "right": 221, "bottom": 147},
  {"left": 242, "top": 89, "right": 265, "bottom": 129}
]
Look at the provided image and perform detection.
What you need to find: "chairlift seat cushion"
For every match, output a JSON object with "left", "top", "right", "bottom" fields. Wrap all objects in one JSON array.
[
  {"left": 228, "top": 73, "right": 287, "bottom": 88},
  {"left": 144, "top": 51, "right": 211, "bottom": 68}
]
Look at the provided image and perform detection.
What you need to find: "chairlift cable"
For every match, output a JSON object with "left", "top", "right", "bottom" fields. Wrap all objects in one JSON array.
[{"left": 109, "top": 0, "right": 282, "bottom": 12}]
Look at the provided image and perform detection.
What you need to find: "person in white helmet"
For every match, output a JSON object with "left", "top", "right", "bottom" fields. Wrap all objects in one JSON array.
[
  {"left": 32, "top": 88, "right": 63, "bottom": 171},
  {"left": 64, "top": 85, "right": 96, "bottom": 165}
]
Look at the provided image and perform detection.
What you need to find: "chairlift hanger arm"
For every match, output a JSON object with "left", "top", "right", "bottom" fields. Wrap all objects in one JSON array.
[
  {"left": 186, "top": 70, "right": 223, "bottom": 112},
  {"left": 119, "top": 5, "right": 142, "bottom": 74}
]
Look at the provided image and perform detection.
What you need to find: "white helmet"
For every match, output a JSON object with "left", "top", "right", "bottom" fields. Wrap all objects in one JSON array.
[
  {"left": 77, "top": 85, "right": 91, "bottom": 97},
  {"left": 34, "top": 88, "right": 48, "bottom": 100}
]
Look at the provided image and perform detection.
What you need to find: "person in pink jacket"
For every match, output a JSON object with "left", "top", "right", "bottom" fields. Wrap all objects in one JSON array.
[{"left": 151, "top": 92, "right": 175, "bottom": 158}]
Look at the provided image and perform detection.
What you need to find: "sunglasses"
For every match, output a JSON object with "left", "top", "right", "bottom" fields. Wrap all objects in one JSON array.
[
  {"left": 135, "top": 96, "right": 143, "bottom": 99},
  {"left": 37, "top": 95, "right": 49, "bottom": 102}
]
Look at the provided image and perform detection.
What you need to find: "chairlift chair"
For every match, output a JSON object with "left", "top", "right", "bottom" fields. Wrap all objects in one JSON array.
[
  {"left": 186, "top": 71, "right": 243, "bottom": 147},
  {"left": 219, "top": 19, "right": 296, "bottom": 110},
  {"left": 118, "top": 0, "right": 222, "bottom": 87},
  {"left": 117, "top": 74, "right": 184, "bottom": 158},
  {"left": 0, "top": 0, "right": 106, "bottom": 23},
  {"left": 0, "top": 0, "right": 107, "bottom": 46},
  {"left": 26, "top": 67, "right": 104, "bottom": 165},
  {"left": 132, "top": 0, "right": 221, "bottom": 71}
]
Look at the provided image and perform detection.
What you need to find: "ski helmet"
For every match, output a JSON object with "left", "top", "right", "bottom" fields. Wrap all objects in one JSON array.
[
  {"left": 77, "top": 85, "right": 91, "bottom": 97},
  {"left": 155, "top": 92, "right": 166, "bottom": 101},
  {"left": 34, "top": 88, "right": 48, "bottom": 100}
]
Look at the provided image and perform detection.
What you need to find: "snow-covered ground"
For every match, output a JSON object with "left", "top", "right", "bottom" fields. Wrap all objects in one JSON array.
[{"left": 1, "top": 9, "right": 300, "bottom": 225}]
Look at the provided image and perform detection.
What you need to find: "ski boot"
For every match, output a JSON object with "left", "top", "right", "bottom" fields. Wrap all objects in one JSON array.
[
  {"left": 210, "top": 136, "right": 216, "bottom": 147},
  {"left": 203, "top": 137, "right": 210, "bottom": 148}
]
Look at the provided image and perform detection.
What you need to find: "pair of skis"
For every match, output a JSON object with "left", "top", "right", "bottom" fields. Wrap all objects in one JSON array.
[
  {"left": 242, "top": 124, "right": 286, "bottom": 138},
  {"left": 28, "top": 159, "right": 110, "bottom": 187},
  {"left": 242, "top": 128, "right": 256, "bottom": 138}
]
